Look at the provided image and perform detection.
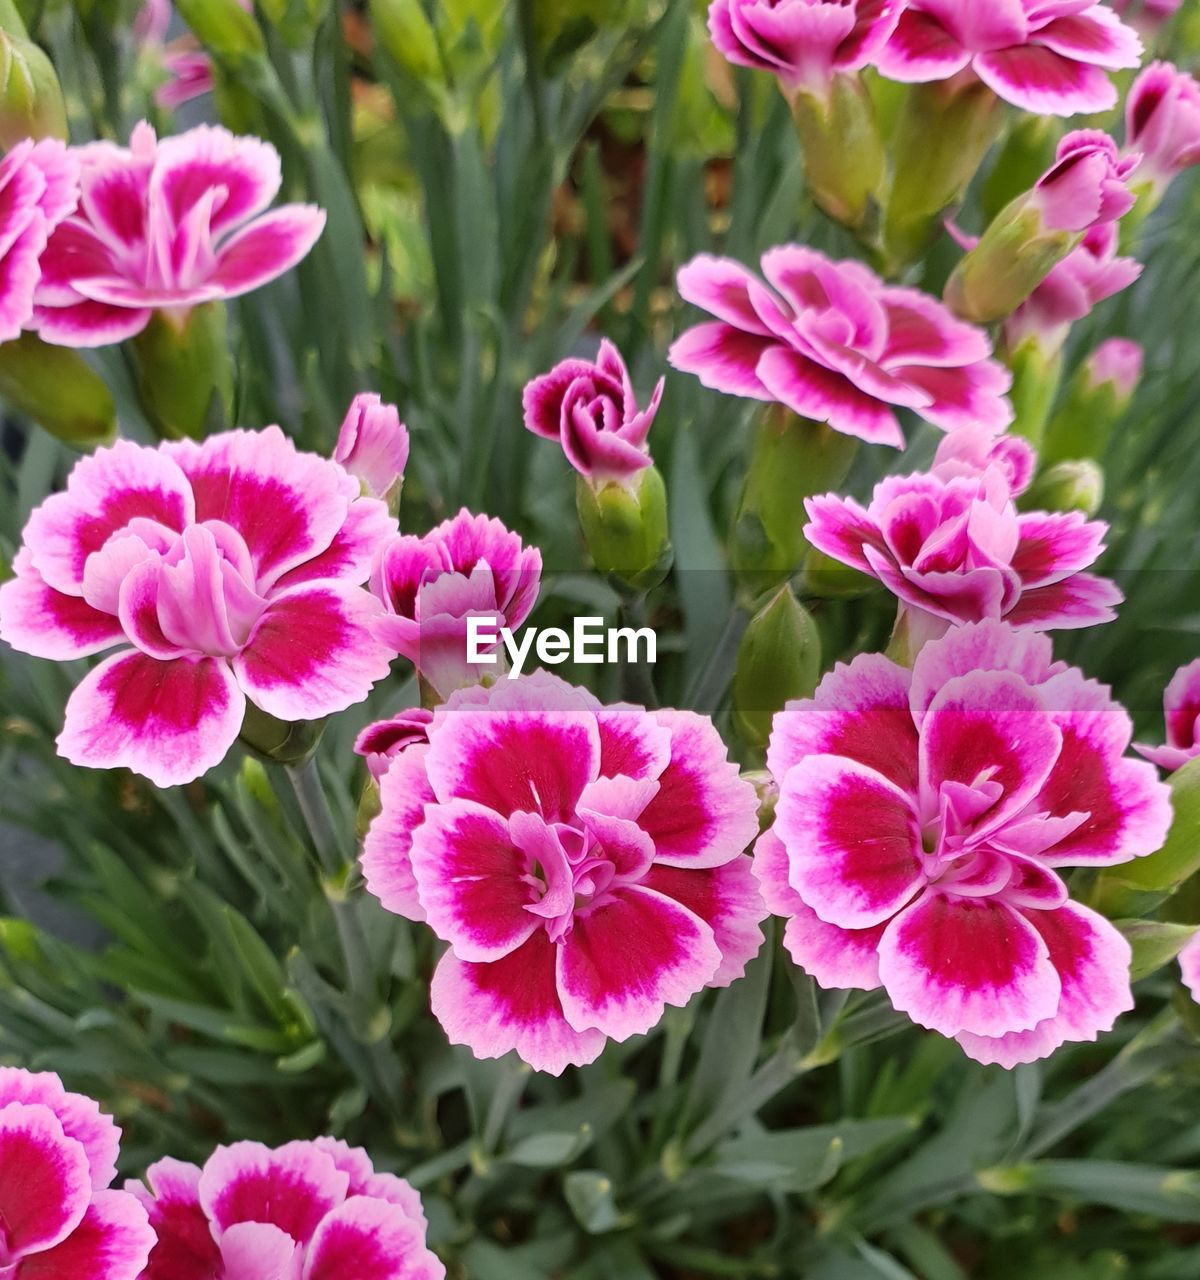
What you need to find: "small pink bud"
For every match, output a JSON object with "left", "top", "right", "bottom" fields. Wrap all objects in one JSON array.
[
  {"left": 354, "top": 707, "right": 433, "bottom": 781},
  {"left": 1086, "top": 338, "right": 1144, "bottom": 402},
  {"left": 334, "top": 392, "right": 410, "bottom": 503},
  {"left": 1032, "top": 130, "right": 1139, "bottom": 234},
  {"left": 1126, "top": 61, "right": 1200, "bottom": 197}
]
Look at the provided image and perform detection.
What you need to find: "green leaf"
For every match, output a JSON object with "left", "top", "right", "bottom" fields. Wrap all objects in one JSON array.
[
  {"left": 1118, "top": 918, "right": 1197, "bottom": 981},
  {"left": 563, "top": 1170, "right": 630, "bottom": 1234}
]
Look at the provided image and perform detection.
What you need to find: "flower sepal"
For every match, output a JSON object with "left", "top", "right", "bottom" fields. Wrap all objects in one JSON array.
[
  {"left": 239, "top": 701, "right": 326, "bottom": 768},
  {"left": 131, "top": 303, "right": 234, "bottom": 441},
  {"left": 576, "top": 465, "right": 672, "bottom": 595},
  {"left": 733, "top": 585, "right": 821, "bottom": 753},
  {"left": 0, "top": 25, "right": 67, "bottom": 147},
  {"left": 1020, "top": 459, "right": 1105, "bottom": 518}
]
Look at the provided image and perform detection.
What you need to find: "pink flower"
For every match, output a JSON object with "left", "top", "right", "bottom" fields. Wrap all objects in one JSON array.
[
  {"left": 523, "top": 339, "right": 662, "bottom": 487},
  {"left": 929, "top": 424, "right": 1036, "bottom": 495},
  {"left": 668, "top": 247, "right": 1013, "bottom": 448},
  {"left": 1032, "top": 130, "right": 1139, "bottom": 233},
  {"left": 877, "top": 1, "right": 1143, "bottom": 117},
  {"left": 355, "top": 708, "right": 433, "bottom": 783},
  {"left": 362, "top": 672, "right": 765, "bottom": 1074},
  {"left": 1135, "top": 658, "right": 1200, "bottom": 772},
  {"left": 0, "top": 428, "right": 396, "bottom": 787},
  {"left": 371, "top": 509, "right": 542, "bottom": 701},
  {"left": 157, "top": 49, "right": 219, "bottom": 111},
  {"left": 0, "top": 1068, "right": 154, "bottom": 1279},
  {"left": 30, "top": 122, "right": 326, "bottom": 348},
  {"left": 758, "top": 620, "right": 1173, "bottom": 1066},
  {"left": 706, "top": 0, "right": 904, "bottom": 96},
  {"left": 334, "top": 393, "right": 410, "bottom": 503},
  {"left": 1125, "top": 61, "right": 1200, "bottom": 196},
  {"left": 130, "top": 1137, "right": 444, "bottom": 1280},
  {"left": 1113, "top": 0, "right": 1184, "bottom": 36},
  {"left": 805, "top": 441, "right": 1122, "bottom": 636},
  {"left": 1180, "top": 931, "right": 1200, "bottom": 1002},
  {"left": 1085, "top": 337, "right": 1143, "bottom": 399},
  {"left": 1005, "top": 223, "right": 1142, "bottom": 357},
  {"left": 0, "top": 139, "right": 78, "bottom": 343}
]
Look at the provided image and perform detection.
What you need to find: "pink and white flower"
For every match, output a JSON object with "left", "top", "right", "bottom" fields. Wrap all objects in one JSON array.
[
  {"left": 876, "top": 1, "right": 1144, "bottom": 117},
  {"left": 804, "top": 438, "right": 1122, "bottom": 637},
  {"left": 362, "top": 672, "right": 765, "bottom": 1074},
  {"left": 706, "top": 0, "right": 904, "bottom": 97},
  {"left": 1085, "top": 337, "right": 1144, "bottom": 401},
  {"left": 0, "top": 428, "right": 396, "bottom": 787},
  {"left": 371, "top": 509, "right": 542, "bottom": 701},
  {"left": 0, "top": 138, "right": 78, "bottom": 342},
  {"left": 131, "top": 1137, "right": 444, "bottom": 1280},
  {"left": 1180, "top": 931, "right": 1200, "bottom": 1003},
  {"left": 1136, "top": 658, "right": 1200, "bottom": 772},
  {"left": 335, "top": 393, "right": 410, "bottom": 503},
  {"left": 758, "top": 620, "right": 1173, "bottom": 1066},
  {"left": 0, "top": 1068, "right": 154, "bottom": 1279},
  {"left": 523, "top": 340, "right": 662, "bottom": 488},
  {"left": 30, "top": 122, "right": 326, "bottom": 348},
  {"left": 1125, "top": 61, "right": 1200, "bottom": 198},
  {"left": 1031, "top": 130, "right": 1139, "bottom": 234},
  {"left": 355, "top": 708, "right": 433, "bottom": 783},
  {"left": 1005, "top": 223, "right": 1142, "bottom": 358},
  {"left": 668, "top": 247, "right": 1012, "bottom": 448}
]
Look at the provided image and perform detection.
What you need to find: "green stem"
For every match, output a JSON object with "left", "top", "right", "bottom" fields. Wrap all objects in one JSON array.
[
  {"left": 685, "top": 608, "right": 749, "bottom": 715},
  {"left": 620, "top": 594, "right": 659, "bottom": 709}
]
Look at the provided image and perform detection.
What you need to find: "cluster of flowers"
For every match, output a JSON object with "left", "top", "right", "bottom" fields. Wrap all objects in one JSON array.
[{"left": 0, "top": 1066, "right": 443, "bottom": 1279}]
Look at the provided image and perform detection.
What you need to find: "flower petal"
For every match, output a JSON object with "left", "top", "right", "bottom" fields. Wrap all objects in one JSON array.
[
  {"left": 875, "top": 8, "right": 972, "bottom": 81},
  {"left": 153, "top": 125, "right": 282, "bottom": 240},
  {"left": 1035, "top": 7, "right": 1143, "bottom": 72},
  {"left": 0, "top": 1069, "right": 120, "bottom": 1192},
  {"left": 218, "top": 1222, "right": 298, "bottom": 1280},
  {"left": 303, "top": 1197, "right": 444, "bottom": 1280},
  {"left": 974, "top": 44, "right": 1119, "bottom": 116},
  {"left": 1004, "top": 573, "right": 1123, "bottom": 629},
  {"left": 30, "top": 298, "right": 153, "bottom": 347},
  {"left": 757, "top": 346, "right": 906, "bottom": 447},
  {"left": 0, "top": 1102, "right": 90, "bottom": 1256},
  {"left": 361, "top": 745, "right": 435, "bottom": 923},
  {"left": 132, "top": 1158, "right": 219, "bottom": 1280},
  {"left": 667, "top": 321, "right": 776, "bottom": 400},
  {"left": 209, "top": 205, "right": 326, "bottom": 298},
  {"left": 0, "top": 550, "right": 124, "bottom": 660},
  {"left": 18, "top": 1189, "right": 155, "bottom": 1280}
]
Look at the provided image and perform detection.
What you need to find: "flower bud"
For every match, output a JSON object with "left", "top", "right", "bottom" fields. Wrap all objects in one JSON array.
[
  {"left": 239, "top": 701, "right": 325, "bottom": 766},
  {"left": 1042, "top": 338, "right": 1143, "bottom": 465},
  {"left": 0, "top": 27, "right": 66, "bottom": 148},
  {"left": 1125, "top": 61, "right": 1200, "bottom": 208},
  {"left": 334, "top": 392, "right": 410, "bottom": 508},
  {"left": 0, "top": 334, "right": 116, "bottom": 447},
  {"left": 576, "top": 465, "right": 671, "bottom": 595},
  {"left": 175, "top": 0, "right": 265, "bottom": 61},
  {"left": 369, "top": 0, "right": 443, "bottom": 84},
  {"left": 130, "top": 303, "right": 234, "bottom": 441},
  {"left": 802, "top": 546, "right": 875, "bottom": 599},
  {"left": 731, "top": 407, "right": 858, "bottom": 598},
  {"left": 1020, "top": 459, "right": 1105, "bottom": 518},
  {"left": 257, "top": 0, "right": 331, "bottom": 47},
  {"left": 733, "top": 586, "right": 821, "bottom": 752}
]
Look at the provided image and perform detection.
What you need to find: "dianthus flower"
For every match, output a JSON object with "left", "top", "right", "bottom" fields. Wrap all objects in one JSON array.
[{"left": 1136, "top": 658, "right": 1200, "bottom": 772}]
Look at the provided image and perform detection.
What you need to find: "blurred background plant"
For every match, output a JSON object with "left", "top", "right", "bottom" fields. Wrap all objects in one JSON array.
[{"left": 3, "top": 1, "right": 1200, "bottom": 1277}]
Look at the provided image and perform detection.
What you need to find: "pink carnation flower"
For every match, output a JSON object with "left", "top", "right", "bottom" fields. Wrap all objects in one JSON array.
[
  {"left": 0, "top": 139, "right": 79, "bottom": 342},
  {"left": 758, "top": 620, "right": 1173, "bottom": 1066},
  {"left": 668, "top": 247, "right": 1013, "bottom": 448},
  {"left": 0, "top": 428, "right": 396, "bottom": 787},
  {"left": 0, "top": 1068, "right": 154, "bottom": 1279},
  {"left": 362, "top": 672, "right": 765, "bottom": 1074},
  {"left": 523, "top": 339, "right": 662, "bottom": 487},
  {"left": 335, "top": 393, "right": 410, "bottom": 502},
  {"left": 805, "top": 434, "right": 1122, "bottom": 637},
  {"left": 30, "top": 122, "right": 326, "bottom": 348},
  {"left": 1006, "top": 223, "right": 1142, "bottom": 357},
  {"left": 136, "top": 0, "right": 253, "bottom": 110},
  {"left": 928, "top": 423, "right": 1036, "bottom": 494},
  {"left": 131, "top": 1137, "right": 443, "bottom": 1280},
  {"left": 371, "top": 509, "right": 542, "bottom": 701},
  {"left": 706, "top": 0, "right": 904, "bottom": 96},
  {"left": 1180, "top": 931, "right": 1200, "bottom": 1002},
  {"left": 355, "top": 707, "right": 433, "bottom": 783},
  {"left": 1086, "top": 337, "right": 1144, "bottom": 400},
  {"left": 1032, "top": 129, "right": 1139, "bottom": 233},
  {"left": 1125, "top": 61, "right": 1200, "bottom": 197},
  {"left": 1135, "top": 658, "right": 1200, "bottom": 772},
  {"left": 876, "top": 1, "right": 1143, "bottom": 117}
]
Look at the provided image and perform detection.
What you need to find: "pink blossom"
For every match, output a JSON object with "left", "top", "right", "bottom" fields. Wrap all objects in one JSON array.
[
  {"left": 1032, "top": 130, "right": 1139, "bottom": 233},
  {"left": 523, "top": 339, "right": 662, "bottom": 487},
  {"left": 130, "top": 1138, "right": 443, "bottom": 1280},
  {"left": 1125, "top": 61, "right": 1200, "bottom": 196},
  {"left": 929, "top": 424, "right": 1036, "bottom": 495},
  {"left": 157, "top": 49, "right": 219, "bottom": 111},
  {"left": 0, "top": 139, "right": 78, "bottom": 343},
  {"left": 1005, "top": 223, "right": 1142, "bottom": 357},
  {"left": 335, "top": 393, "right": 410, "bottom": 502},
  {"left": 1085, "top": 337, "right": 1143, "bottom": 399},
  {"left": 877, "top": 1, "right": 1143, "bottom": 117},
  {"left": 362, "top": 672, "right": 765, "bottom": 1074},
  {"left": 0, "top": 1068, "right": 154, "bottom": 1279},
  {"left": 29, "top": 122, "right": 326, "bottom": 348},
  {"left": 758, "top": 620, "right": 1173, "bottom": 1066},
  {"left": 1180, "top": 931, "right": 1200, "bottom": 1002},
  {"left": 1113, "top": 0, "right": 1184, "bottom": 36},
  {"left": 706, "top": 0, "right": 904, "bottom": 96},
  {"left": 371, "top": 509, "right": 542, "bottom": 701},
  {"left": 0, "top": 429, "right": 396, "bottom": 787},
  {"left": 355, "top": 707, "right": 433, "bottom": 783},
  {"left": 805, "top": 441, "right": 1122, "bottom": 637},
  {"left": 1135, "top": 658, "right": 1200, "bottom": 772},
  {"left": 668, "top": 247, "right": 1013, "bottom": 448}
]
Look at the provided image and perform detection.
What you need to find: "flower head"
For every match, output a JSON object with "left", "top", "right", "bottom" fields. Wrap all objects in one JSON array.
[
  {"left": 30, "top": 122, "right": 325, "bottom": 348},
  {"left": 1125, "top": 61, "right": 1200, "bottom": 197},
  {"left": 758, "top": 620, "right": 1173, "bottom": 1066},
  {"left": 362, "top": 672, "right": 765, "bottom": 1073},
  {"left": 1086, "top": 336, "right": 1144, "bottom": 401},
  {"left": 335, "top": 393, "right": 410, "bottom": 503},
  {"left": 0, "top": 1068, "right": 154, "bottom": 1280},
  {"left": 877, "top": 1, "right": 1143, "bottom": 117},
  {"left": 929, "top": 424, "right": 1035, "bottom": 494},
  {"left": 0, "top": 428, "right": 396, "bottom": 787},
  {"left": 1136, "top": 658, "right": 1200, "bottom": 772},
  {"left": 371, "top": 509, "right": 542, "bottom": 701},
  {"left": 805, "top": 442, "right": 1122, "bottom": 636},
  {"left": 0, "top": 138, "right": 78, "bottom": 342},
  {"left": 1180, "top": 930, "right": 1200, "bottom": 1003},
  {"left": 1032, "top": 129, "right": 1139, "bottom": 233},
  {"left": 707, "top": 0, "right": 904, "bottom": 97},
  {"left": 669, "top": 247, "right": 1012, "bottom": 447},
  {"left": 131, "top": 1137, "right": 444, "bottom": 1280},
  {"left": 523, "top": 339, "right": 662, "bottom": 488},
  {"left": 355, "top": 707, "right": 434, "bottom": 782}
]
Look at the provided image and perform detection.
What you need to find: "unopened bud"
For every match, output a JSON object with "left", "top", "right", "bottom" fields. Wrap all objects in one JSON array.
[
  {"left": 334, "top": 392, "right": 409, "bottom": 508},
  {"left": 1042, "top": 338, "right": 1142, "bottom": 465},
  {"left": 733, "top": 586, "right": 821, "bottom": 752},
  {"left": 258, "top": 0, "right": 330, "bottom": 47},
  {"left": 175, "top": 0, "right": 265, "bottom": 61},
  {"left": 369, "top": 0, "right": 442, "bottom": 84},
  {"left": 0, "top": 28, "right": 66, "bottom": 148},
  {"left": 1021, "top": 459, "right": 1105, "bottom": 517},
  {"left": 0, "top": 334, "right": 116, "bottom": 447},
  {"left": 576, "top": 466, "right": 671, "bottom": 595}
]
